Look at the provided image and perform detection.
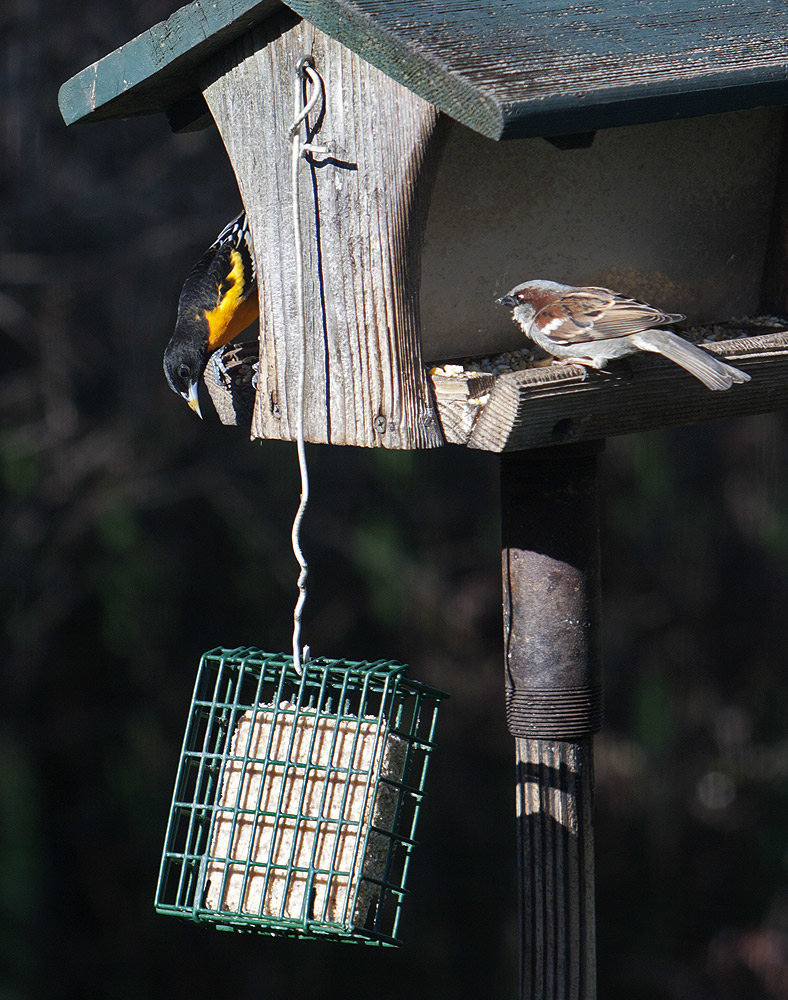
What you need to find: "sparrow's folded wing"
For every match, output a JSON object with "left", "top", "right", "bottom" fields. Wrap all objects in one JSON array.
[{"left": 538, "top": 288, "right": 683, "bottom": 343}]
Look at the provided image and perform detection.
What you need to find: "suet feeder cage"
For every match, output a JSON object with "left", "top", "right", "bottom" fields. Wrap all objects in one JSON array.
[{"left": 154, "top": 647, "right": 447, "bottom": 945}]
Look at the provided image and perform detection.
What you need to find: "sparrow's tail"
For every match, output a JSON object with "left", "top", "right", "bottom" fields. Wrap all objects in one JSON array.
[{"left": 630, "top": 329, "right": 750, "bottom": 391}]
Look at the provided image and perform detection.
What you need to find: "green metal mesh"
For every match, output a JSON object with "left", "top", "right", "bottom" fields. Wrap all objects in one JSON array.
[{"left": 155, "top": 647, "right": 448, "bottom": 946}]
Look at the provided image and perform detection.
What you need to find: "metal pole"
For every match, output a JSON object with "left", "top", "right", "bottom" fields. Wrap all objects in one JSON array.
[{"left": 501, "top": 441, "right": 604, "bottom": 1000}]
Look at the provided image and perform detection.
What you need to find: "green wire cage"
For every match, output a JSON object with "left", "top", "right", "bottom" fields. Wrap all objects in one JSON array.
[{"left": 155, "top": 647, "right": 448, "bottom": 946}]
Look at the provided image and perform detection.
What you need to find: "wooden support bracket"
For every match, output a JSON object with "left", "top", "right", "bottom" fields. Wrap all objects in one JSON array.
[{"left": 201, "top": 10, "right": 447, "bottom": 448}]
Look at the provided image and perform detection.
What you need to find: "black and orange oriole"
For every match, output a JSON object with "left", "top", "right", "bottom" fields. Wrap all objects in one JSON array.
[{"left": 163, "top": 212, "right": 258, "bottom": 416}]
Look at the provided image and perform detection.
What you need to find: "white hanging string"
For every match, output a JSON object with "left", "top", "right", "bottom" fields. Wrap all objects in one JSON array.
[{"left": 288, "top": 56, "right": 329, "bottom": 674}]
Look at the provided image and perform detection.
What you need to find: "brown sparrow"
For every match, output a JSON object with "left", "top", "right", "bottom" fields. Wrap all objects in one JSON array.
[{"left": 497, "top": 280, "right": 750, "bottom": 391}]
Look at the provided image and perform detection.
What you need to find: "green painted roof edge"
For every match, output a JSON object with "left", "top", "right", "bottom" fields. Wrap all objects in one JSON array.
[{"left": 57, "top": 0, "right": 281, "bottom": 127}]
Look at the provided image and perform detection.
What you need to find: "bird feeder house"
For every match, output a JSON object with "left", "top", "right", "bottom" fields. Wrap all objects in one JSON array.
[{"left": 60, "top": 0, "right": 788, "bottom": 995}]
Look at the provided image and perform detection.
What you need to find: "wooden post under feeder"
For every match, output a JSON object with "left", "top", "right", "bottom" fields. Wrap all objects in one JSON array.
[
  {"left": 59, "top": 1, "right": 788, "bottom": 995},
  {"left": 502, "top": 443, "right": 603, "bottom": 998}
]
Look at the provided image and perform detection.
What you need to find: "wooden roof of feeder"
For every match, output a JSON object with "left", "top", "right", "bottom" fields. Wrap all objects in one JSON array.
[{"left": 59, "top": 1, "right": 788, "bottom": 451}]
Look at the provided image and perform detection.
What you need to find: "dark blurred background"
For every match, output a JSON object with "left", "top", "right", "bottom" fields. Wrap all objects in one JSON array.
[{"left": 5, "top": 3, "right": 788, "bottom": 998}]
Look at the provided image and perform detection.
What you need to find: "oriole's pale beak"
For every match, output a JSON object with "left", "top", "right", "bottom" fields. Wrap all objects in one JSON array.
[{"left": 184, "top": 383, "right": 203, "bottom": 419}]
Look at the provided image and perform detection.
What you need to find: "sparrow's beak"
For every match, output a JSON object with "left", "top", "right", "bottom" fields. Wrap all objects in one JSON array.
[
  {"left": 184, "top": 383, "right": 203, "bottom": 419},
  {"left": 496, "top": 294, "right": 517, "bottom": 308}
]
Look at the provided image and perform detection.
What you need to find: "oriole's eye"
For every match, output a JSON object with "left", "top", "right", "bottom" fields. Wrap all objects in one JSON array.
[{"left": 178, "top": 364, "right": 191, "bottom": 380}]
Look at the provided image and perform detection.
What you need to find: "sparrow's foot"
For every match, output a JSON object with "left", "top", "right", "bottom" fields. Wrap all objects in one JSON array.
[{"left": 551, "top": 357, "right": 596, "bottom": 379}]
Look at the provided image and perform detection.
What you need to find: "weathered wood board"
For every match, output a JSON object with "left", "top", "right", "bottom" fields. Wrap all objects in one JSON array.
[
  {"left": 202, "top": 12, "right": 446, "bottom": 448},
  {"left": 200, "top": 15, "right": 450, "bottom": 448},
  {"left": 431, "top": 330, "right": 788, "bottom": 452}
]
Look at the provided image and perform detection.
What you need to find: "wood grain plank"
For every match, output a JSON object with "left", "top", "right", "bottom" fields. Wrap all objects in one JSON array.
[
  {"left": 296, "top": 0, "right": 788, "bottom": 137},
  {"left": 430, "top": 332, "right": 788, "bottom": 452},
  {"left": 516, "top": 738, "right": 596, "bottom": 1000},
  {"left": 202, "top": 12, "right": 445, "bottom": 447},
  {"left": 429, "top": 372, "right": 494, "bottom": 445}
]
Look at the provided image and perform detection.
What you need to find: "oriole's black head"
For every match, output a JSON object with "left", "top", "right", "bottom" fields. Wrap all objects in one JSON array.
[{"left": 163, "top": 326, "right": 208, "bottom": 417}]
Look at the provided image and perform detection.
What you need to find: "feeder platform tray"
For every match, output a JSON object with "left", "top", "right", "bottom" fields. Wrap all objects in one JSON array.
[{"left": 206, "top": 319, "right": 788, "bottom": 450}]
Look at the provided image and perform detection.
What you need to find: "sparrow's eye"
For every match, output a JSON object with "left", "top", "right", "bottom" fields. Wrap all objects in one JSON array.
[{"left": 178, "top": 364, "right": 191, "bottom": 381}]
